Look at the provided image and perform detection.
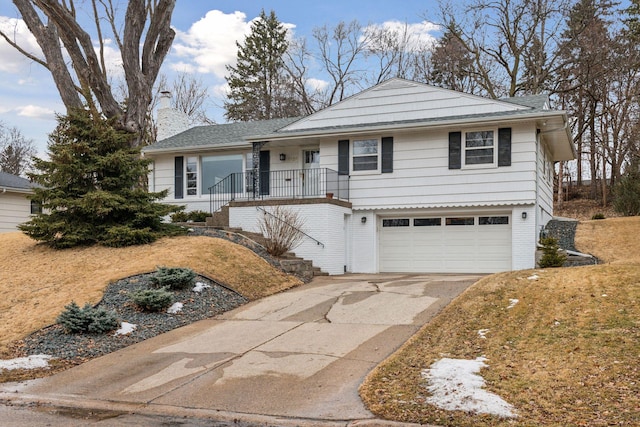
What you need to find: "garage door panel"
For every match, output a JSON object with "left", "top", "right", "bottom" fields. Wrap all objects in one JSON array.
[{"left": 380, "top": 214, "right": 512, "bottom": 273}]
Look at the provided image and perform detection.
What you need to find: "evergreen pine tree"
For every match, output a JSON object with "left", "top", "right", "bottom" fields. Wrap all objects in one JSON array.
[
  {"left": 613, "top": 156, "right": 640, "bottom": 216},
  {"left": 224, "top": 9, "right": 304, "bottom": 121},
  {"left": 19, "top": 109, "right": 183, "bottom": 248}
]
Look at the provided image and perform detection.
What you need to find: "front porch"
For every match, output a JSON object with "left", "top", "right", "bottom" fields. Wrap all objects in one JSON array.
[{"left": 207, "top": 167, "right": 350, "bottom": 214}]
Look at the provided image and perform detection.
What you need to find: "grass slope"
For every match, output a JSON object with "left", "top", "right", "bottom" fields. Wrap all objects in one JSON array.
[
  {"left": 0, "top": 232, "right": 302, "bottom": 355},
  {"left": 360, "top": 217, "right": 640, "bottom": 426}
]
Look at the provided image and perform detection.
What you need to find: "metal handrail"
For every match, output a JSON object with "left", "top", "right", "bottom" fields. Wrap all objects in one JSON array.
[
  {"left": 207, "top": 167, "right": 349, "bottom": 214},
  {"left": 256, "top": 206, "right": 325, "bottom": 248}
]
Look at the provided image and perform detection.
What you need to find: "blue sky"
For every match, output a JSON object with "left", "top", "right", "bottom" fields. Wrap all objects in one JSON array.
[{"left": 0, "top": 1, "right": 439, "bottom": 156}]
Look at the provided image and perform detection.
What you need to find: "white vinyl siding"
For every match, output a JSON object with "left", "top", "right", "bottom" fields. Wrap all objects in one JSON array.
[
  {"left": 283, "top": 79, "right": 528, "bottom": 132},
  {"left": 318, "top": 122, "right": 537, "bottom": 210},
  {"left": 0, "top": 192, "right": 32, "bottom": 233}
]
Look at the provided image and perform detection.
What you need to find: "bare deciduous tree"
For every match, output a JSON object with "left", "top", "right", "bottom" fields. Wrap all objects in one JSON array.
[
  {"left": 438, "top": 0, "right": 568, "bottom": 97},
  {"left": 312, "top": 21, "right": 370, "bottom": 107},
  {"left": 1, "top": 0, "right": 176, "bottom": 147},
  {"left": 0, "top": 123, "right": 36, "bottom": 176}
]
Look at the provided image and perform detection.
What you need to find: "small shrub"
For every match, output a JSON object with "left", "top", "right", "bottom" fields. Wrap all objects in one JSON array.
[
  {"left": 150, "top": 266, "right": 196, "bottom": 290},
  {"left": 187, "top": 210, "right": 209, "bottom": 222},
  {"left": 258, "top": 206, "right": 306, "bottom": 257},
  {"left": 591, "top": 213, "right": 606, "bottom": 220},
  {"left": 57, "top": 301, "right": 119, "bottom": 334},
  {"left": 170, "top": 211, "right": 189, "bottom": 222},
  {"left": 131, "top": 288, "right": 173, "bottom": 312},
  {"left": 170, "top": 210, "right": 209, "bottom": 223},
  {"left": 538, "top": 237, "right": 567, "bottom": 268},
  {"left": 103, "top": 225, "right": 157, "bottom": 247}
]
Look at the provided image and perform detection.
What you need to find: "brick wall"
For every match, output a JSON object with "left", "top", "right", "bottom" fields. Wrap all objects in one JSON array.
[
  {"left": 512, "top": 205, "right": 536, "bottom": 270},
  {"left": 230, "top": 203, "right": 352, "bottom": 275}
]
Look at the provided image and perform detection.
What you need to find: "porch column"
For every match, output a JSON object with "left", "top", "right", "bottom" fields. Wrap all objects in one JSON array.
[{"left": 252, "top": 141, "right": 267, "bottom": 198}]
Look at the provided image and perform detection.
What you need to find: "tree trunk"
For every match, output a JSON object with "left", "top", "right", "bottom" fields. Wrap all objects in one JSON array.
[
  {"left": 7, "top": 0, "right": 176, "bottom": 147},
  {"left": 589, "top": 102, "right": 598, "bottom": 200}
]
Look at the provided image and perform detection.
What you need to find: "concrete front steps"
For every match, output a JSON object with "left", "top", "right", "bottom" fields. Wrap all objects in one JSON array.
[{"left": 191, "top": 222, "right": 327, "bottom": 281}]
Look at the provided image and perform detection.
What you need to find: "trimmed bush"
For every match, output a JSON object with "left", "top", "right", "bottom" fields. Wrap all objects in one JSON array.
[
  {"left": 102, "top": 225, "right": 157, "bottom": 247},
  {"left": 591, "top": 213, "right": 606, "bottom": 220},
  {"left": 170, "top": 211, "right": 189, "bottom": 223},
  {"left": 170, "top": 210, "right": 209, "bottom": 223},
  {"left": 131, "top": 288, "right": 173, "bottom": 312},
  {"left": 187, "top": 210, "right": 210, "bottom": 222},
  {"left": 57, "top": 301, "right": 119, "bottom": 334},
  {"left": 150, "top": 266, "right": 196, "bottom": 290},
  {"left": 538, "top": 237, "right": 567, "bottom": 268}
]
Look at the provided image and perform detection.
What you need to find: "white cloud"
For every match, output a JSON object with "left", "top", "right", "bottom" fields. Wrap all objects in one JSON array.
[
  {"left": 0, "top": 16, "right": 44, "bottom": 73},
  {"left": 169, "top": 61, "right": 197, "bottom": 74},
  {"left": 171, "top": 10, "right": 252, "bottom": 78},
  {"left": 363, "top": 20, "right": 441, "bottom": 52},
  {"left": 211, "top": 82, "right": 230, "bottom": 99},
  {"left": 306, "top": 78, "right": 329, "bottom": 92},
  {"left": 16, "top": 105, "right": 55, "bottom": 119},
  {"left": 170, "top": 10, "right": 296, "bottom": 79},
  {"left": 98, "top": 38, "right": 123, "bottom": 78},
  {"left": 18, "top": 77, "right": 37, "bottom": 86}
]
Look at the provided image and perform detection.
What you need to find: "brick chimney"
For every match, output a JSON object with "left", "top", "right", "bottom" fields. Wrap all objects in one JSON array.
[{"left": 156, "top": 91, "right": 190, "bottom": 141}]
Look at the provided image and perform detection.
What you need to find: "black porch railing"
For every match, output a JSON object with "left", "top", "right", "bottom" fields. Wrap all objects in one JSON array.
[{"left": 208, "top": 168, "right": 349, "bottom": 213}]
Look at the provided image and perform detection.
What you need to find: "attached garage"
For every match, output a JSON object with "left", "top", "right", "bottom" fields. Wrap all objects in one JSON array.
[{"left": 379, "top": 213, "right": 512, "bottom": 273}]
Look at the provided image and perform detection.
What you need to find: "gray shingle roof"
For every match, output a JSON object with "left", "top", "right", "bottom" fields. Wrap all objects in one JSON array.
[
  {"left": 144, "top": 117, "right": 301, "bottom": 152},
  {"left": 501, "top": 94, "right": 549, "bottom": 109},
  {"left": 0, "top": 171, "right": 34, "bottom": 191}
]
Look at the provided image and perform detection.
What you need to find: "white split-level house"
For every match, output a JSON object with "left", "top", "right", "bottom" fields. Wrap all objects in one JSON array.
[
  {"left": 0, "top": 171, "right": 38, "bottom": 232},
  {"left": 144, "top": 78, "right": 575, "bottom": 275}
]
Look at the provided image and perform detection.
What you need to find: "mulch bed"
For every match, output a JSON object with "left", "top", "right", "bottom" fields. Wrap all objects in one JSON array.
[{"left": 17, "top": 273, "right": 248, "bottom": 361}]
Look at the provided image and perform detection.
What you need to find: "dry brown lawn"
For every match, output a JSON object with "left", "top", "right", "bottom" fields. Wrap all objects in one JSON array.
[
  {"left": 360, "top": 216, "right": 640, "bottom": 426},
  {"left": 0, "top": 232, "right": 302, "bottom": 355}
]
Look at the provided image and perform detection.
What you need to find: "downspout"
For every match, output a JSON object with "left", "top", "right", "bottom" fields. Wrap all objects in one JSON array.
[{"left": 535, "top": 129, "right": 541, "bottom": 239}]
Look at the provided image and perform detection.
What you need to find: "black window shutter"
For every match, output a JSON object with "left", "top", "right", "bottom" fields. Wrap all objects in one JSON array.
[
  {"left": 498, "top": 127, "right": 512, "bottom": 167},
  {"left": 338, "top": 139, "right": 349, "bottom": 175},
  {"left": 381, "top": 136, "right": 394, "bottom": 173},
  {"left": 448, "top": 132, "right": 462, "bottom": 170},
  {"left": 174, "top": 156, "right": 184, "bottom": 199},
  {"left": 259, "top": 150, "right": 270, "bottom": 195}
]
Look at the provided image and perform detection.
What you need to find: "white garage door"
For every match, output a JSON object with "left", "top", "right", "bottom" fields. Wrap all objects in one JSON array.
[{"left": 379, "top": 214, "right": 512, "bottom": 273}]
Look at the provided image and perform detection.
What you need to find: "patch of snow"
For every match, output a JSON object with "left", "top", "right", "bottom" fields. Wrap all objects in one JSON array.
[
  {"left": 478, "top": 329, "right": 490, "bottom": 339},
  {"left": 422, "top": 357, "right": 517, "bottom": 418},
  {"left": 115, "top": 322, "right": 137, "bottom": 336},
  {"left": 167, "top": 302, "right": 183, "bottom": 314},
  {"left": 193, "top": 281, "right": 210, "bottom": 293},
  {"left": 0, "top": 355, "right": 53, "bottom": 371},
  {"left": 527, "top": 274, "right": 539, "bottom": 280},
  {"left": 507, "top": 299, "right": 519, "bottom": 309}
]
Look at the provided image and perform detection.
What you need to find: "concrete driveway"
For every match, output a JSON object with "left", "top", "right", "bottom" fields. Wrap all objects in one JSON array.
[{"left": 1, "top": 273, "right": 481, "bottom": 426}]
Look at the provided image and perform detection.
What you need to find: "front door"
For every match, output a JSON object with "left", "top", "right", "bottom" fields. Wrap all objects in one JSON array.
[{"left": 302, "top": 149, "right": 320, "bottom": 196}]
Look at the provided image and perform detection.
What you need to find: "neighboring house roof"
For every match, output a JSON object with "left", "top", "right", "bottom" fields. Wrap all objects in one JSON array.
[
  {"left": 0, "top": 171, "right": 35, "bottom": 194},
  {"left": 144, "top": 117, "right": 301, "bottom": 153}
]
